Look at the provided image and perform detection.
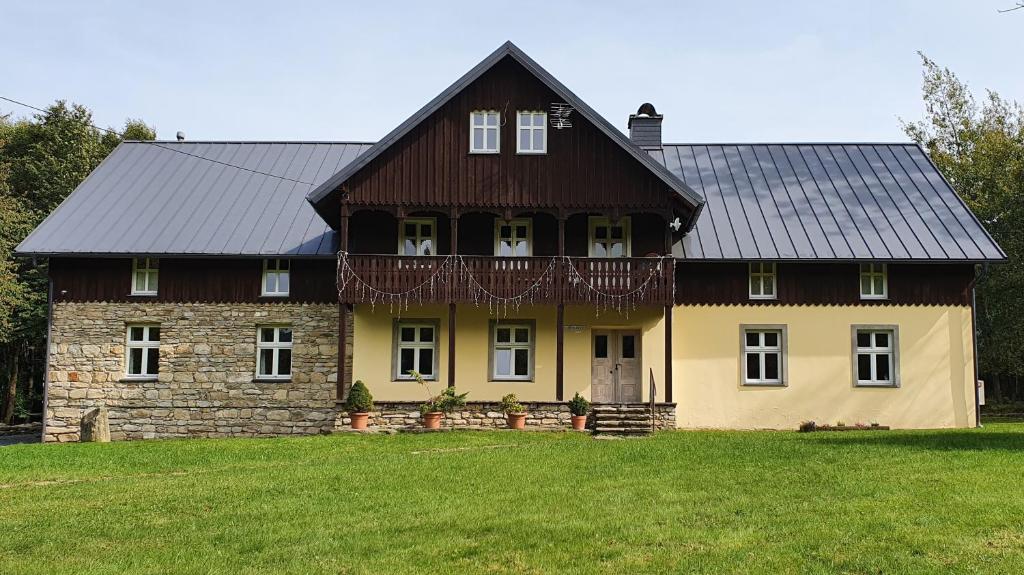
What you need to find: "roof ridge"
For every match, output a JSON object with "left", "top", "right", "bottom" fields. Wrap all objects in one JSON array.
[
  {"left": 661, "top": 142, "right": 918, "bottom": 146},
  {"left": 124, "top": 140, "right": 377, "bottom": 145}
]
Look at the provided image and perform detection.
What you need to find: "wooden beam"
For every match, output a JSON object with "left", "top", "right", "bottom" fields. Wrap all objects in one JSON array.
[
  {"left": 664, "top": 304, "right": 673, "bottom": 403},
  {"left": 556, "top": 304, "right": 564, "bottom": 401},
  {"left": 448, "top": 304, "right": 456, "bottom": 388},
  {"left": 338, "top": 205, "right": 350, "bottom": 401}
]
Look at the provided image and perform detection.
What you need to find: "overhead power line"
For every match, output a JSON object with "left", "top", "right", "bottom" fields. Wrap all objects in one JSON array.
[{"left": 0, "top": 95, "right": 316, "bottom": 186}]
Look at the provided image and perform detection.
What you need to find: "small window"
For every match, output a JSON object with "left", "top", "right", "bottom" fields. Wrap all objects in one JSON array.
[
  {"left": 399, "top": 218, "right": 437, "bottom": 256},
  {"left": 257, "top": 326, "right": 292, "bottom": 380},
  {"left": 262, "top": 259, "right": 290, "bottom": 296},
  {"left": 742, "top": 327, "right": 785, "bottom": 386},
  {"left": 470, "top": 111, "right": 500, "bottom": 153},
  {"left": 594, "top": 334, "right": 609, "bottom": 359},
  {"left": 621, "top": 334, "right": 636, "bottom": 359},
  {"left": 860, "top": 263, "right": 887, "bottom": 300},
  {"left": 491, "top": 322, "right": 533, "bottom": 380},
  {"left": 395, "top": 322, "right": 437, "bottom": 380},
  {"left": 131, "top": 258, "right": 159, "bottom": 295},
  {"left": 854, "top": 327, "right": 898, "bottom": 387},
  {"left": 126, "top": 325, "right": 160, "bottom": 378},
  {"left": 494, "top": 219, "right": 532, "bottom": 257},
  {"left": 516, "top": 111, "right": 546, "bottom": 154},
  {"left": 749, "top": 262, "right": 777, "bottom": 300},
  {"left": 589, "top": 217, "right": 631, "bottom": 258}
]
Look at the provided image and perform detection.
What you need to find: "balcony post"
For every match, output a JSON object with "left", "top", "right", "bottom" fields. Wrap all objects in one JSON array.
[
  {"left": 338, "top": 204, "right": 350, "bottom": 401},
  {"left": 556, "top": 212, "right": 565, "bottom": 400},
  {"left": 448, "top": 208, "right": 458, "bottom": 388}
]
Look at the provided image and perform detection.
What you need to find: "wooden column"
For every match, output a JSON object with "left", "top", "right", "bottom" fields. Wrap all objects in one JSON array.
[
  {"left": 556, "top": 213, "right": 566, "bottom": 400},
  {"left": 337, "top": 205, "right": 350, "bottom": 401},
  {"left": 664, "top": 304, "right": 673, "bottom": 403},
  {"left": 448, "top": 209, "right": 458, "bottom": 388}
]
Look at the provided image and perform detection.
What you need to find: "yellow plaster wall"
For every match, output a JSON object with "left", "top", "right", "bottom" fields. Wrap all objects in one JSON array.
[
  {"left": 351, "top": 303, "right": 977, "bottom": 429},
  {"left": 351, "top": 304, "right": 664, "bottom": 402},
  {"left": 673, "top": 305, "right": 976, "bottom": 429}
]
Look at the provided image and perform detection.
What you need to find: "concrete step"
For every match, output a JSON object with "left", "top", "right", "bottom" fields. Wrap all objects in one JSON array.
[{"left": 594, "top": 426, "right": 652, "bottom": 435}]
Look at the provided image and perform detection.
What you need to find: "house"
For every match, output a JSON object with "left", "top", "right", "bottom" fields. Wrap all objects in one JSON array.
[{"left": 16, "top": 42, "right": 1005, "bottom": 441}]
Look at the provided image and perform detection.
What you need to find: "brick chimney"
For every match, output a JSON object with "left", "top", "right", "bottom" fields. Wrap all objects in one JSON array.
[{"left": 627, "top": 103, "right": 663, "bottom": 149}]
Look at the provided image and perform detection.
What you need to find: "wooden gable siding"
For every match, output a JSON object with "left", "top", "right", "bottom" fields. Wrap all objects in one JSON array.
[
  {"left": 345, "top": 56, "right": 685, "bottom": 213},
  {"left": 50, "top": 258, "right": 337, "bottom": 304},
  {"left": 675, "top": 262, "right": 974, "bottom": 306}
]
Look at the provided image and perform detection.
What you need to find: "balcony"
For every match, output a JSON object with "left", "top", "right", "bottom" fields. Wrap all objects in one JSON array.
[{"left": 338, "top": 255, "right": 674, "bottom": 307}]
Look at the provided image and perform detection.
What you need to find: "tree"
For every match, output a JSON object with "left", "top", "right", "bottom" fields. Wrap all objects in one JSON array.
[
  {"left": 0, "top": 102, "right": 155, "bottom": 423},
  {"left": 903, "top": 54, "right": 1024, "bottom": 402}
]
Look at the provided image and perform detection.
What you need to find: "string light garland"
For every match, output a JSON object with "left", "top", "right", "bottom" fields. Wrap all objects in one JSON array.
[{"left": 336, "top": 251, "right": 671, "bottom": 318}]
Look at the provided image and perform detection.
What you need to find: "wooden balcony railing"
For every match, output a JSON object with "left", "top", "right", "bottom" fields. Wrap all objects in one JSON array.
[{"left": 338, "top": 255, "right": 674, "bottom": 307}]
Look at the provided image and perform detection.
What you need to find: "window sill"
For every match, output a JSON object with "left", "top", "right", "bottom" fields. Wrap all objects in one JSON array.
[
  {"left": 259, "top": 294, "right": 290, "bottom": 299},
  {"left": 393, "top": 378, "right": 437, "bottom": 383},
  {"left": 128, "top": 293, "right": 158, "bottom": 298},
  {"left": 489, "top": 378, "right": 534, "bottom": 383},
  {"left": 515, "top": 150, "right": 546, "bottom": 155},
  {"left": 748, "top": 296, "right": 778, "bottom": 301},
  {"left": 855, "top": 382, "right": 898, "bottom": 388},
  {"left": 741, "top": 381, "right": 786, "bottom": 387},
  {"left": 468, "top": 150, "right": 500, "bottom": 155},
  {"left": 253, "top": 378, "right": 292, "bottom": 384},
  {"left": 859, "top": 296, "right": 889, "bottom": 301},
  {"left": 120, "top": 376, "right": 158, "bottom": 383}
]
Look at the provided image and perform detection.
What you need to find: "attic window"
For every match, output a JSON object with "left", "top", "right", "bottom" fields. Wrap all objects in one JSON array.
[
  {"left": 470, "top": 111, "right": 500, "bottom": 153},
  {"left": 517, "top": 111, "right": 546, "bottom": 154}
]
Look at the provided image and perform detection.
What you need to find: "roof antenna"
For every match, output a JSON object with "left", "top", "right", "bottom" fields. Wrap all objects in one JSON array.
[{"left": 176, "top": 131, "right": 186, "bottom": 142}]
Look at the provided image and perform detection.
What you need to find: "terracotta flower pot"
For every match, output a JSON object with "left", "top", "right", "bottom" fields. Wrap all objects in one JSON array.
[
  {"left": 571, "top": 415, "right": 587, "bottom": 431},
  {"left": 506, "top": 412, "right": 527, "bottom": 430},
  {"left": 350, "top": 412, "right": 369, "bottom": 430},
  {"left": 422, "top": 411, "right": 443, "bottom": 429}
]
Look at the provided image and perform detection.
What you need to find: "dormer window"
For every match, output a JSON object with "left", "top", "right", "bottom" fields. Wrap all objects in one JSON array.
[
  {"left": 470, "top": 111, "right": 500, "bottom": 153},
  {"left": 859, "top": 263, "right": 887, "bottom": 300},
  {"left": 517, "top": 111, "right": 546, "bottom": 154}
]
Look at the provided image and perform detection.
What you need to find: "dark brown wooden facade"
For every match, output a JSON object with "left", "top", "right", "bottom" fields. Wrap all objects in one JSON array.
[
  {"left": 50, "top": 258, "right": 337, "bottom": 304},
  {"left": 340, "top": 57, "right": 694, "bottom": 221},
  {"left": 675, "top": 262, "right": 975, "bottom": 306}
]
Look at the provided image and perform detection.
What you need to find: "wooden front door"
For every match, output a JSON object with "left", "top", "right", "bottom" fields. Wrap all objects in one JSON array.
[{"left": 591, "top": 330, "right": 642, "bottom": 403}]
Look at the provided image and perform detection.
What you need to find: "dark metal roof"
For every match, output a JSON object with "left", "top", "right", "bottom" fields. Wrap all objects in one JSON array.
[
  {"left": 16, "top": 141, "right": 373, "bottom": 257},
  {"left": 653, "top": 143, "right": 1005, "bottom": 261},
  {"left": 16, "top": 140, "right": 1003, "bottom": 262},
  {"left": 305, "top": 41, "right": 706, "bottom": 230}
]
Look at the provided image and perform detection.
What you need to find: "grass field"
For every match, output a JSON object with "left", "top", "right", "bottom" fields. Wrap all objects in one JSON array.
[{"left": 2, "top": 425, "right": 1024, "bottom": 574}]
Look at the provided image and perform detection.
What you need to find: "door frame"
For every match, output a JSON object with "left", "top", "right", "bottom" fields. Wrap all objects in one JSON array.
[{"left": 591, "top": 328, "right": 643, "bottom": 403}]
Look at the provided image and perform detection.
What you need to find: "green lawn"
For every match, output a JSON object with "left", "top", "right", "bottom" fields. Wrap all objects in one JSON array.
[{"left": 2, "top": 426, "right": 1024, "bottom": 574}]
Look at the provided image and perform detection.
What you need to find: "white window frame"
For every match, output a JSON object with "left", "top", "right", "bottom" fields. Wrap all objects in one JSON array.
[
  {"left": 470, "top": 110, "right": 500, "bottom": 154},
  {"left": 588, "top": 216, "right": 631, "bottom": 258},
  {"left": 394, "top": 321, "right": 438, "bottom": 380},
  {"left": 853, "top": 326, "right": 899, "bottom": 387},
  {"left": 256, "top": 325, "right": 293, "bottom": 380},
  {"left": 262, "top": 259, "right": 290, "bottom": 297},
  {"left": 741, "top": 325, "right": 786, "bottom": 386},
  {"left": 859, "top": 263, "right": 888, "bottom": 300},
  {"left": 490, "top": 321, "right": 534, "bottom": 381},
  {"left": 131, "top": 257, "right": 159, "bottom": 296},
  {"left": 398, "top": 218, "right": 438, "bottom": 256},
  {"left": 125, "top": 324, "right": 160, "bottom": 379},
  {"left": 749, "top": 262, "right": 777, "bottom": 300},
  {"left": 493, "top": 219, "right": 532, "bottom": 257},
  {"left": 516, "top": 111, "right": 547, "bottom": 154}
]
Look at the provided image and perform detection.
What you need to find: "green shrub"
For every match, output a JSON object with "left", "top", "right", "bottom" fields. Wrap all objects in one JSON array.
[
  {"left": 500, "top": 393, "right": 525, "bottom": 414},
  {"left": 421, "top": 387, "right": 469, "bottom": 415},
  {"left": 567, "top": 392, "right": 590, "bottom": 416},
  {"left": 345, "top": 380, "right": 374, "bottom": 414}
]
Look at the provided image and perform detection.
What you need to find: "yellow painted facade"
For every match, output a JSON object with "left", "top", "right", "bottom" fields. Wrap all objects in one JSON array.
[{"left": 351, "top": 303, "right": 976, "bottom": 429}]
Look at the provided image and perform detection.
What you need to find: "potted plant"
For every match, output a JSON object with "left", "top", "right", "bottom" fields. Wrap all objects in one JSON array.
[
  {"left": 412, "top": 370, "right": 468, "bottom": 429},
  {"left": 568, "top": 392, "right": 590, "bottom": 431},
  {"left": 500, "top": 393, "right": 527, "bottom": 429},
  {"left": 345, "top": 380, "right": 374, "bottom": 430}
]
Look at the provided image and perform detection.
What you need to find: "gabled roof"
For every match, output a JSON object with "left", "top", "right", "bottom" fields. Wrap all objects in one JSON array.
[
  {"left": 653, "top": 143, "right": 1005, "bottom": 261},
  {"left": 305, "top": 41, "right": 706, "bottom": 230},
  {"left": 16, "top": 140, "right": 1003, "bottom": 262},
  {"left": 16, "top": 141, "right": 372, "bottom": 257}
]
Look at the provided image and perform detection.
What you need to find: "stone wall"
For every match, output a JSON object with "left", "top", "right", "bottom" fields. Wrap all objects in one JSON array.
[
  {"left": 45, "top": 302, "right": 345, "bottom": 442},
  {"left": 341, "top": 401, "right": 678, "bottom": 431}
]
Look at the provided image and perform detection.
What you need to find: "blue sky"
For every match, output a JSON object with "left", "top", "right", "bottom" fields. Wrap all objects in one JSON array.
[{"left": 3, "top": 1, "right": 1022, "bottom": 143}]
